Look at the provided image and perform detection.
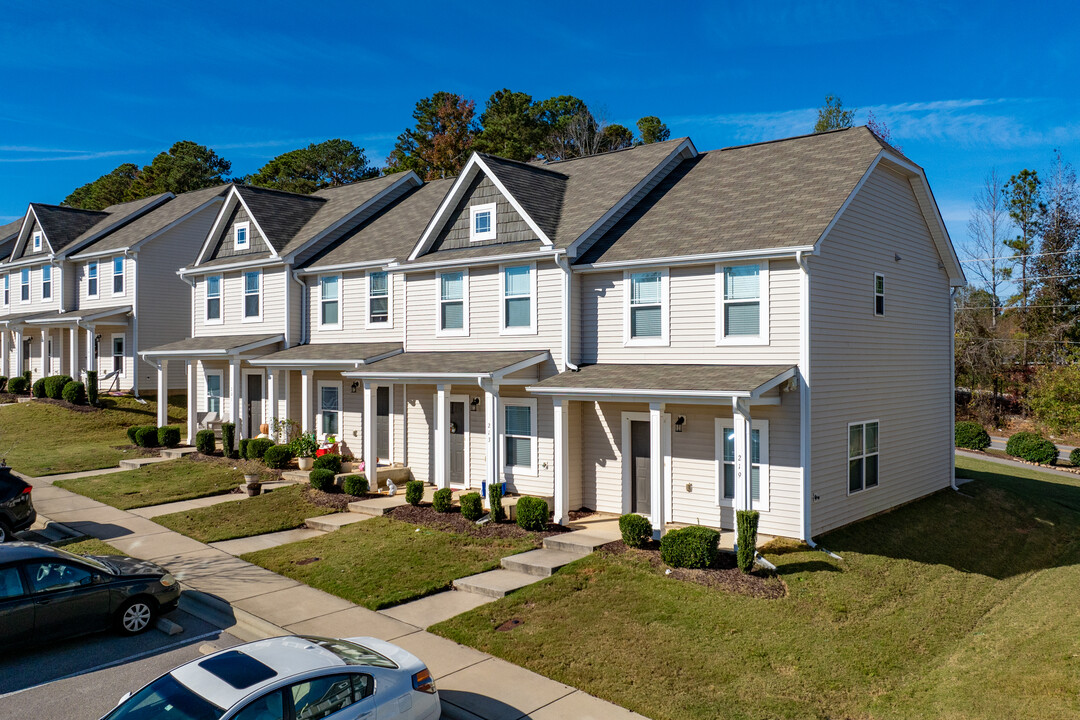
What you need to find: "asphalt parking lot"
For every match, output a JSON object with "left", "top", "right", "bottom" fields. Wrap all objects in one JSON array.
[{"left": 0, "top": 609, "right": 240, "bottom": 720}]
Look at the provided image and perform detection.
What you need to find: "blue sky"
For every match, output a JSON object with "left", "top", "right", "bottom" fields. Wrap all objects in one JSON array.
[{"left": 2, "top": 0, "right": 1078, "bottom": 254}]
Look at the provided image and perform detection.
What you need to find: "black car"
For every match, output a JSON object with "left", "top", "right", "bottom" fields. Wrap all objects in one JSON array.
[
  {"left": 0, "top": 542, "right": 181, "bottom": 645},
  {"left": 0, "top": 464, "right": 36, "bottom": 542}
]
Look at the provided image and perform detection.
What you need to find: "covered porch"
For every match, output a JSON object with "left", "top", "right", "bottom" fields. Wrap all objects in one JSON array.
[{"left": 24, "top": 306, "right": 133, "bottom": 391}]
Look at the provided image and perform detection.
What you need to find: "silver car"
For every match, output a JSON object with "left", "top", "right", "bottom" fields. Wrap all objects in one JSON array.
[{"left": 102, "top": 635, "right": 440, "bottom": 720}]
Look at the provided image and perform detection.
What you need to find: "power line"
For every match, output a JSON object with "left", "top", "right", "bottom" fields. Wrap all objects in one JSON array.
[
  {"left": 956, "top": 337, "right": 1080, "bottom": 345},
  {"left": 956, "top": 304, "right": 1080, "bottom": 310},
  {"left": 960, "top": 248, "right": 1080, "bottom": 264}
]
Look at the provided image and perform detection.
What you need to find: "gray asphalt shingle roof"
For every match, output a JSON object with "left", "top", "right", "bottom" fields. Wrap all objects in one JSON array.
[
  {"left": 250, "top": 342, "right": 402, "bottom": 364},
  {"left": 29, "top": 193, "right": 169, "bottom": 255},
  {"left": 356, "top": 350, "right": 548, "bottom": 376},
  {"left": 142, "top": 334, "right": 282, "bottom": 355},
  {"left": 529, "top": 363, "right": 796, "bottom": 395}
]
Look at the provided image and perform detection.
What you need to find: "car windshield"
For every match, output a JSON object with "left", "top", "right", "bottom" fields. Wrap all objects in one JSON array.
[
  {"left": 50, "top": 545, "right": 111, "bottom": 574},
  {"left": 102, "top": 674, "right": 222, "bottom": 720},
  {"left": 300, "top": 637, "right": 398, "bottom": 669}
]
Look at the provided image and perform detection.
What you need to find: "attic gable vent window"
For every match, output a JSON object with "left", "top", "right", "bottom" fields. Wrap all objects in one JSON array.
[
  {"left": 470, "top": 203, "right": 497, "bottom": 242},
  {"left": 234, "top": 221, "right": 250, "bottom": 251},
  {"left": 32, "top": 232, "right": 42, "bottom": 252}
]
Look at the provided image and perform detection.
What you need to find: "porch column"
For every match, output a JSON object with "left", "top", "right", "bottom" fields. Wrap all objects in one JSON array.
[
  {"left": 484, "top": 382, "right": 501, "bottom": 499},
  {"left": 649, "top": 401, "right": 665, "bottom": 538},
  {"left": 85, "top": 325, "right": 95, "bottom": 374},
  {"left": 68, "top": 326, "right": 79, "bottom": 379},
  {"left": 40, "top": 330, "right": 48, "bottom": 376},
  {"left": 14, "top": 328, "right": 24, "bottom": 376},
  {"left": 732, "top": 397, "right": 753, "bottom": 512},
  {"left": 363, "top": 381, "right": 377, "bottom": 473},
  {"left": 185, "top": 360, "right": 197, "bottom": 446},
  {"left": 553, "top": 397, "right": 569, "bottom": 525},
  {"left": 434, "top": 383, "right": 450, "bottom": 489},
  {"left": 300, "top": 369, "right": 313, "bottom": 433},
  {"left": 156, "top": 359, "right": 169, "bottom": 426},
  {"left": 266, "top": 368, "right": 276, "bottom": 429},
  {"left": 228, "top": 359, "right": 240, "bottom": 449},
  {"left": 1, "top": 329, "right": 8, "bottom": 377}
]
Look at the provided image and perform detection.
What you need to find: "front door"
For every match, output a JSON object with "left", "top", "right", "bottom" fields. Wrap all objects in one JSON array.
[
  {"left": 246, "top": 373, "right": 263, "bottom": 438},
  {"left": 376, "top": 386, "right": 390, "bottom": 461},
  {"left": 449, "top": 400, "right": 466, "bottom": 486},
  {"left": 630, "top": 420, "right": 651, "bottom": 515}
]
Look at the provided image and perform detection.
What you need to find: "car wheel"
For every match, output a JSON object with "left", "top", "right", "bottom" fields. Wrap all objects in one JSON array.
[
  {"left": 116, "top": 597, "right": 156, "bottom": 635},
  {"left": 0, "top": 522, "right": 11, "bottom": 543}
]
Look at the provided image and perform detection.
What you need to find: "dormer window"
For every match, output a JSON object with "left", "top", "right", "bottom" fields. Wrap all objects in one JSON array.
[
  {"left": 469, "top": 203, "right": 496, "bottom": 242},
  {"left": 234, "top": 221, "right": 250, "bottom": 250},
  {"left": 32, "top": 232, "right": 42, "bottom": 252}
]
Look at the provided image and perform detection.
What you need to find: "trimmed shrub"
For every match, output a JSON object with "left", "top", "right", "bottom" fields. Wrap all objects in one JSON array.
[
  {"left": 955, "top": 421, "right": 991, "bottom": 451},
  {"left": 619, "top": 513, "right": 653, "bottom": 548},
  {"left": 312, "top": 453, "right": 342, "bottom": 475},
  {"left": 515, "top": 496, "right": 549, "bottom": 532},
  {"left": 126, "top": 426, "right": 141, "bottom": 444},
  {"left": 405, "top": 480, "right": 424, "bottom": 506},
  {"left": 32, "top": 377, "right": 46, "bottom": 398},
  {"left": 460, "top": 492, "right": 484, "bottom": 521},
  {"left": 86, "top": 370, "right": 98, "bottom": 406},
  {"left": 44, "top": 374, "right": 72, "bottom": 400},
  {"left": 134, "top": 426, "right": 160, "bottom": 448},
  {"left": 221, "top": 423, "right": 237, "bottom": 458},
  {"left": 1071, "top": 448, "right": 1080, "bottom": 467},
  {"left": 1005, "top": 431, "right": 1058, "bottom": 465},
  {"left": 308, "top": 468, "right": 337, "bottom": 492},
  {"left": 342, "top": 474, "right": 369, "bottom": 496},
  {"left": 62, "top": 381, "right": 86, "bottom": 405},
  {"left": 736, "top": 510, "right": 760, "bottom": 573},
  {"left": 7, "top": 376, "right": 28, "bottom": 395},
  {"left": 157, "top": 425, "right": 181, "bottom": 448},
  {"left": 22, "top": 370, "right": 31, "bottom": 384},
  {"left": 238, "top": 438, "right": 251, "bottom": 461},
  {"left": 246, "top": 438, "right": 274, "bottom": 460},
  {"left": 262, "top": 444, "right": 293, "bottom": 469},
  {"left": 432, "top": 488, "right": 453, "bottom": 513},
  {"left": 489, "top": 483, "right": 506, "bottom": 522},
  {"left": 195, "top": 429, "right": 216, "bottom": 455},
  {"left": 660, "top": 526, "right": 720, "bottom": 569}
]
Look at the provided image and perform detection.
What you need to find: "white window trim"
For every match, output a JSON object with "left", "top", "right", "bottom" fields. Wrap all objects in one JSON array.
[
  {"left": 715, "top": 418, "right": 770, "bottom": 512},
  {"left": 41, "top": 265, "right": 52, "bottom": 301},
  {"left": 499, "top": 262, "right": 537, "bottom": 336},
  {"left": 205, "top": 370, "right": 223, "bottom": 415},
  {"left": 715, "top": 260, "right": 770, "bottom": 346},
  {"left": 623, "top": 268, "right": 669, "bottom": 346},
  {"left": 318, "top": 274, "right": 343, "bottom": 331},
  {"left": 87, "top": 261, "right": 99, "bottom": 300},
  {"left": 365, "top": 270, "right": 393, "bottom": 330},
  {"left": 847, "top": 419, "right": 881, "bottom": 495},
  {"left": 501, "top": 397, "right": 538, "bottom": 478},
  {"left": 242, "top": 270, "right": 262, "bottom": 323},
  {"left": 20, "top": 268, "right": 30, "bottom": 304},
  {"left": 3, "top": 274, "right": 9, "bottom": 307},
  {"left": 469, "top": 202, "right": 497, "bottom": 242},
  {"left": 111, "top": 333, "right": 126, "bottom": 377},
  {"left": 204, "top": 274, "right": 223, "bottom": 325},
  {"left": 111, "top": 256, "right": 125, "bottom": 296},
  {"left": 32, "top": 232, "right": 42, "bottom": 252},
  {"left": 874, "top": 273, "right": 885, "bottom": 317},
  {"left": 234, "top": 221, "right": 250, "bottom": 251},
  {"left": 435, "top": 268, "right": 469, "bottom": 338},
  {"left": 317, "top": 380, "right": 343, "bottom": 440}
]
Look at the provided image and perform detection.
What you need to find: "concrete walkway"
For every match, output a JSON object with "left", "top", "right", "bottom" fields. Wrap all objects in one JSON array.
[
  {"left": 27, "top": 476, "right": 649, "bottom": 720},
  {"left": 957, "top": 448, "right": 1080, "bottom": 479}
]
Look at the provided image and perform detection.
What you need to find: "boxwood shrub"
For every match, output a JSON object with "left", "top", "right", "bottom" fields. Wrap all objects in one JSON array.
[
  {"left": 32, "top": 378, "right": 47, "bottom": 398},
  {"left": 515, "top": 496, "right": 549, "bottom": 531},
  {"left": 955, "top": 421, "right": 991, "bottom": 450},
  {"left": 405, "top": 480, "right": 424, "bottom": 506},
  {"left": 736, "top": 509, "right": 760, "bottom": 573},
  {"left": 1071, "top": 447, "right": 1080, "bottom": 467},
  {"left": 45, "top": 374, "right": 72, "bottom": 400},
  {"left": 460, "top": 492, "right": 483, "bottom": 521},
  {"left": 432, "top": 488, "right": 453, "bottom": 513},
  {"left": 246, "top": 438, "right": 274, "bottom": 460},
  {"left": 489, "top": 482, "right": 506, "bottom": 522},
  {"left": 312, "top": 453, "right": 342, "bottom": 475},
  {"left": 7, "top": 376, "right": 28, "bottom": 395},
  {"left": 660, "top": 526, "right": 720, "bottom": 569},
  {"left": 134, "top": 426, "right": 160, "bottom": 448},
  {"left": 195, "top": 429, "right": 216, "bottom": 455},
  {"left": 1005, "top": 431, "right": 1058, "bottom": 465},
  {"left": 221, "top": 423, "right": 237, "bottom": 458},
  {"left": 62, "top": 381, "right": 86, "bottom": 405},
  {"left": 238, "top": 438, "right": 251, "bottom": 462},
  {"left": 262, "top": 444, "right": 293, "bottom": 469},
  {"left": 309, "top": 468, "right": 337, "bottom": 492},
  {"left": 157, "top": 426, "right": 181, "bottom": 448},
  {"left": 86, "top": 370, "right": 98, "bottom": 406},
  {"left": 619, "top": 513, "right": 653, "bottom": 548},
  {"left": 342, "top": 474, "right": 369, "bottom": 496},
  {"left": 127, "top": 426, "right": 141, "bottom": 444}
]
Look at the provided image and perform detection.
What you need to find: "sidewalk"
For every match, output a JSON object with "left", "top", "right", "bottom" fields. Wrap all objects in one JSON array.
[
  {"left": 27, "top": 472, "right": 648, "bottom": 720},
  {"left": 957, "top": 448, "right": 1080, "bottom": 480}
]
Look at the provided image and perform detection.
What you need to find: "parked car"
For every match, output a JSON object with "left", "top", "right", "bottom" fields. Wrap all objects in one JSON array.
[
  {"left": 0, "top": 542, "right": 180, "bottom": 645},
  {"left": 0, "top": 465, "right": 36, "bottom": 541},
  {"left": 102, "top": 635, "right": 441, "bottom": 720}
]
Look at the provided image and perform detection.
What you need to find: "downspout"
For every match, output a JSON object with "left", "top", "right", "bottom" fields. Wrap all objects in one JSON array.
[
  {"left": 291, "top": 269, "right": 306, "bottom": 345},
  {"left": 950, "top": 286, "right": 959, "bottom": 491},
  {"left": 796, "top": 250, "right": 814, "bottom": 547},
  {"left": 129, "top": 250, "right": 140, "bottom": 398},
  {"left": 555, "top": 253, "right": 579, "bottom": 372}
]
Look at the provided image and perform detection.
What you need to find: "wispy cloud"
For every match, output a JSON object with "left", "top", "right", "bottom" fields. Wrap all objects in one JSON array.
[
  {"left": 0, "top": 147, "right": 148, "bottom": 163},
  {"left": 0, "top": 215, "right": 20, "bottom": 222}
]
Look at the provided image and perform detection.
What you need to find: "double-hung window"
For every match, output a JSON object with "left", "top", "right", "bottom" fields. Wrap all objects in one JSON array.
[
  {"left": 112, "top": 335, "right": 125, "bottom": 376},
  {"left": 319, "top": 383, "right": 341, "bottom": 436},
  {"left": 243, "top": 271, "right": 260, "bottom": 321},
  {"left": 205, "top": 372, "right": 222, "bottom": 414},
  {"left": 874, "top": 273, "right": 885, "bottom": 316},
  {"left": 41, "top": 266, "right": 51, "bottom": 300},
  {"left": 20, "top": 268, "right": 30, "bottom": 303},
  {"left": 848, "top": 421, "right": 879, "bottom": 493},
  {"left": 32, "top": 232, "right": 42, "bottom": 252},
  {"left": 368, "top": 271, "right": 389, "bottom": 326},
  {"left": 205, "top": 275, "right": 222, "bottom": 323},
  {"left": 112, "top": 257, "right": 124, "bottom": 295},
  {"left": 3, "top": 275, "right": 8, "bottom": 305},
  {"left": 503, "top": 399, "right": 537, "bottom": 476},
  {"left": 320, "top": 275, "right": 340, "bottom": 329},
  {"left": 718, "top": 262, "right": 767, "bottom": 343},
  {"left": 87, "top": 261, "right": 98, "bottom": 298},
  {"left": 716, "top": 419, "right": 769, "bottom": 511},
  {"left": 469, "top": 203, "right": 496, "bottom": 242},
  {"left": 437, "top": 270, "right": 467, "bottom": 335},
  {"left": 626, "top": 270, "right": 667, "bottom": 343},
  {"left": 234, "top": 222, "right": 249, "bottom": 250},
  {"left": 502, "top": 264, "right": 534, "bottom": 333}
]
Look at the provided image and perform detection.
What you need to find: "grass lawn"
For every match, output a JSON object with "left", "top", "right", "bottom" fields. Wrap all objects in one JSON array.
[
  {"left": 55, "top": 457, "right": 241, "bottom": 510},
  {"left": 56, "top": 538, "right": 127, "bottom": 557},
  {"left": 432, "top": 456, "right": 1080, "bottom": 720},
  {"left": 155, "top": 485, "right": 336, "bottom": 543},
  {"left": 242, "top": 516, "right": 538, "bottom": 610},
  {"left": 0, "top": 394, "right": 186, "bottom": 476}
]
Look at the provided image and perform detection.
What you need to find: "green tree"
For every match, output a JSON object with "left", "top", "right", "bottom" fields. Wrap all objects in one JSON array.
[
  {"left": 473, "top": 89, "right": 548, "bottom": 162},
  {"left": 125, "top": 141, "right": 232, "bottom": 198},
  {"left": 601, "top": 123, "right": 634, "bottom": 152},
  {"left": 247, "top": 139, "right": 378, "bottom": 194},
  {"left": 1029, "top": 152, "right": 1080, "bottom": 351},
  {"left": 814, "top": 95, "right": 856, "bottom": 132},
  {"left": 63, "top": 163, "right": 140, "bottom": 210},
  {"left": 535, "top": 95, "right": 594, "bottom": 160},
  {"left": 1003, "top": 169, "right": 1044, "bottom": 343},
  {"left": 385, "top": 92, "right": 479, "bottom": 180},
  {"left": 636, "top": 116, "right": 670, "bottom": 144}
]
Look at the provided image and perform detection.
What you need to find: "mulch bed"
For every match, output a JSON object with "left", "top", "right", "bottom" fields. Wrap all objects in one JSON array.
[
  {"left": 601, "top": 540, "right": 788, "bottom": 600},
  {"left": 0, "top": 393, "right": 18, "bottom": 404},
  {"left": 35, "top": 397, "right": 100, "bottom": 413},
  {"left": 388, "top": 503, "right": 572, "bottom": 540},
  {"left": 305, "top": 488, "right": 376, "bottom": 511}
]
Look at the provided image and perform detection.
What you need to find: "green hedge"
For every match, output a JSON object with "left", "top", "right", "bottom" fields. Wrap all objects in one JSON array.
[
  {"left": 460, "top": 492, "right": 483, "bottom": 521},
  {"left": 1071, "top": 448, "right": 1080, "bottom": 467},
  {"left": 660, "top": 526, "right": 720, "bottom": 569},
  {"left": 619, "top": 513, "right": 653, "bottom": 548},
  {"left": 489, "top": 483, "right": 506, "bottom": 522},
  {"left": 7, "top": 376, "right": 28, "bottom": 395},
  {"left": 134, "top": 426, "right": 160, "bottom": 448},
  {"left": 246, "top": 438, "right": 274, "bottom": 460},
  {"left": 343, "top": 474, "right": 368, "bottom": 496},
  {"left": 736, "top": 510, "right": 760, "bottom": 573},
  {"left": 86, "top": 370, "right": 98, "bottom": 406},
  {"left": 263, "top": 444, "right": 293, "bottom": 469},
  {"left": 44, "top": 374, "right": 72, "bottom": 400},
  {"left": 1005, "top": 431, "right": 1058, "bottom": 465},
  {"left": 312, "top": 453, "right": 342, "bottom": 475},
  {"left": 157, "top": 426, "right": 181, "bottom": 448},
  {"left": 32, "top": 378, "right": 46, "bottom": 398},
  {"left": 221, "top": 423, "right": 237, "bottom": 458},
  {"left": 432, "top": 488, "right": 453, "bottom": 513},
  {"left": 405, "top": 480, "right": 424, "bottom": 506},
  {"left": 515, "top": 497, "right": 549, "bottom": 531},
  {"left": 61, "top": 381, "right": 86, "bottom": 405},
  {"left": 955, "top": 421, "right": 991, "bottom": 450},
  {"left": 309, "top": 468, "right": 337, "bottom": 492},
  {"left": 195, "top": 429, "right": 216, "bottom": 455}
]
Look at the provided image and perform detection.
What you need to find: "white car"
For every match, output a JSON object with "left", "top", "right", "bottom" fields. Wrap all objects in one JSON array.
[{"left": 101, "top": 635, "right": 440, "bottom": 720}]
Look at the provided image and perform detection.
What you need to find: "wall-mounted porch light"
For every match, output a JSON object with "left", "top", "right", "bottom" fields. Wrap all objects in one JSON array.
[
  {"left": 350, "top": 381, "right": 360, "bottom": 393},
  {"left": 675, "top": 416, "right": 685, "bottom": 433},
  {"left": 470, "top": 397, "right": 480, "bottom": 411}
]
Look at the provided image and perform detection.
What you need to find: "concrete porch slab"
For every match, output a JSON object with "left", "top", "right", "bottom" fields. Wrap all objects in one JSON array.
[
  {"left": 304, "top": 513, "right": 372, "bottom": 532},
  {"left": 234, "top": 584, "right": 356, "bottom": 627},
  {"left": 453, "top": 569, "right": 538, "bottom": 598},
  {"left": 211, "top": 528, "right": 327, "bottom": 555},
  {"left": 118, "top": 456, "right": 172, "bottom": 470},
  {"left": 160, "top": 447, "right": 199, "bottom": 459},
  {"left": 379, "top": 590, "right": 493, "bottom": 628},
  {"left": 284, "top": 606, "right": 419, "bottom": 642}
]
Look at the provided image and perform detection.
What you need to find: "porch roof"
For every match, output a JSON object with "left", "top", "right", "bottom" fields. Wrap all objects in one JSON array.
[
  {"left": 24, "top": 305, "right": 132, "bottom": 326},
  {"left": 527, "top": 363, "right": 797, "bottom": 400},
  {"left": 344, "top": 350, "right": 549, "bottom": 381},
  {"left": 247, "top": 342, "right": 403, "bottom": 368},
  {"left": 0, "top": 310, "right": 58, "bottom": 327},
  {"left": 139, "top": 333, "right": 283, "bottom": 358}
]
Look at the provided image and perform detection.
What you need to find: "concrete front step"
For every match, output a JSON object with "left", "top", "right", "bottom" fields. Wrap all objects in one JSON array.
[
  {"left": 304, "top": 513, "right": 373, "bottom": 532},
  {"left": 453, "top": 569, "right": 539, "bottom": 598},
  {"left": 160, "top": 446, "right": 199, "bottom": 459},
  {"left": 500, "top": 548, "right": 583, "bottom": 577},
  {"left": 118, "top": 456, "right": 172, "bottom": 470},
  {"left": 281, "top": 470, "right": 311, "bottom": 483},
  {"left": 542, "top": 532, "right": 616, "bottom": 557}
]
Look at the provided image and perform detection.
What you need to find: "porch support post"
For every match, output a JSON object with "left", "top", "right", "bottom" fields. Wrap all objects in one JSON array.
[
  {"left": 69, "top": 326, "right": 79, "bottom": 379},
  {"left": 434, "top": 383, "right": 449, "bottom": 489},
  {"left": 266, "top": 368, "right": 276, "bottom": 433},
  {"left": 185, "top": 360, "right": 197, "bottom": 446},
  {"left": 300, "top": 369, "right": 313, "bottom": 433},
  {"left": 484, "top": 382, "right": 501, "bottom": 500},
  {"left": 1, "top": 329, "right": 8, "bottom": 377},
  {"left": 732, "top": 397, "right": 753, "bottom": 512},
  {"left": 553, "top": 397, "right": 569, "bottom": 525},
  {"left": 228, "top": 358, "right": 240, "bottom": 449},
  {"left": 14, "top": 328, "right": 24, "bottom": 376},
  {"left": 40, "top": 330, "right": 48, "bottom": 376},
  {"left": 85, "top": 325, "right": 95, "bottom": 375},
  {"left": 156, "top": 359, "right": 168, "bottom": 427},
  {"left": 649, "top": 401, "right": 665, "bottom": 538},
  {"left": 363, "top": 381, "right": 377, "bottom": 473}
]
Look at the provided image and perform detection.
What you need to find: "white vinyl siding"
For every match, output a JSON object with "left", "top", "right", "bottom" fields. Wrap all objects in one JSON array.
[
  {"left": 306, "top": 271, "right": 401, "bottom": 344},
  {"left": 193, "top": 267, "right": 287, "bottom": 338}
]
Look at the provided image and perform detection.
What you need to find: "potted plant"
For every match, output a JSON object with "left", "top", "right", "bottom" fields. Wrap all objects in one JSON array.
[
  {"left": 237, "top": 460, "right": 264, "bottom": 496},
  {"left": 341, "top": 454, "right": 357, "bottom": 473},
  {"left": 292, "top": 432, "right": 318, "bottom": 470}
]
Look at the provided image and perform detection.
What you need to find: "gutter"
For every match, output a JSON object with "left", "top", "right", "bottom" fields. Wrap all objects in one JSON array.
[
  {"left": 291, "top": 269, "right": 306, "bottom": 345},
  {"left": 555, "top": 253, "right": 579, "bottom": 372},
  {"left": 950, "top": 286, "right": 959, "bottom": 491},
  {"left": 389, "top": 249, "right": 562, "bottom": 273}
]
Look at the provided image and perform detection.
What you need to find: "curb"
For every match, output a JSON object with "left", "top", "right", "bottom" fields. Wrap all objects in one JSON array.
[
  {"left": 177, "top": 585, "right": 288, "bottom": 643},
  {"left": 33, "top": 514, "right": 85, "bottom": 544}
]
